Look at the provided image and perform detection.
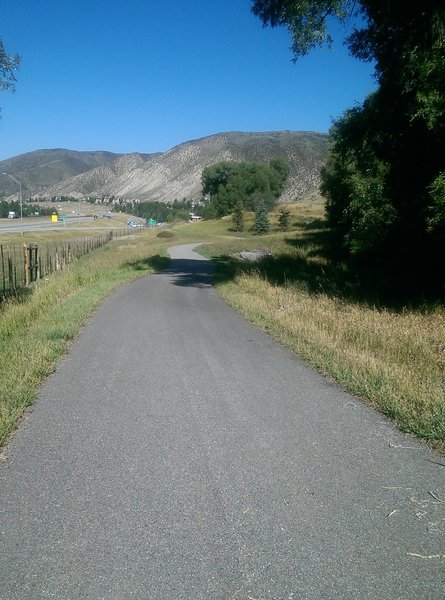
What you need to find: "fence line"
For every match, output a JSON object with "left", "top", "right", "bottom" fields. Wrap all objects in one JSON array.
[{"left": 0, "top": 229, "right": 133, "bottom": 298}]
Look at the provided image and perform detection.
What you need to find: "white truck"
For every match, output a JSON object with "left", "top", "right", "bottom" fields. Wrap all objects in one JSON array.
[{"left": 8, "top": 211, "right": 17, "bottom": 219}]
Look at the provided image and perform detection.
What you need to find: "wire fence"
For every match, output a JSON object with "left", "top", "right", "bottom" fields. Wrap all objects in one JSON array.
[{"left": 0, "top": 229, "right": 134, "bottom": 298}]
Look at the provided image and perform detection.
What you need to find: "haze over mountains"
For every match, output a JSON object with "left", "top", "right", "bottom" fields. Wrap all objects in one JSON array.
[{"left": 0, "top": 131, "right": 328, "bottom": 204}]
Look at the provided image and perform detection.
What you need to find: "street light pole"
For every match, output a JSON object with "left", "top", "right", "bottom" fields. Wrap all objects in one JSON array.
[{"left": 2, "top": 172, "right": 23, "bottom": 234}]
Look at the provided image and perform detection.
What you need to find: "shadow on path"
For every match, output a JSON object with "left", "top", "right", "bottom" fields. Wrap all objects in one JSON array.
[
  {"left": 125, "top": 249, "right": 214, "bottom": 288},
  {"left": 162, "top": 257, "right": 215, "bottom": 288}
]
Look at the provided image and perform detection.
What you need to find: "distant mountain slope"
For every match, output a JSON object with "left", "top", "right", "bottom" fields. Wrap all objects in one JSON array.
[
  {"left": 38, "top": 153, "right": 162, "bottom": 198},
  {"left": 0, "top": 149, "right": 126, "bottom": 197},
  {"left": 0, "top": 132, "right": 329, "bottom": 203}
]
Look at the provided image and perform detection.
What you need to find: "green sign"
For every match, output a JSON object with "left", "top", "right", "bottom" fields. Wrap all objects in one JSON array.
[{"left": 148, "top": 219, "right": 157, "bottom": 225}]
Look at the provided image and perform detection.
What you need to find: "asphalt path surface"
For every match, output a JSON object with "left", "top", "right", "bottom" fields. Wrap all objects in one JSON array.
[{"left": 0, "top": 243, "right": 443, "bottom": 599}]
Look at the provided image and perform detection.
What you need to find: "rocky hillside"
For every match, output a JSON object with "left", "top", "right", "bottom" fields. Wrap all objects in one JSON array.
[
  {"left": 0, "top": 131, "right": 329, "bottom": 203},
  {"left": 0, "top": 149, "right": 123, "bottom": 197}
]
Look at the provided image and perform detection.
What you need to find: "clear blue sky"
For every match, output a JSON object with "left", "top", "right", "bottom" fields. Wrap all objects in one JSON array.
[{"left": 0, "top": 0, "right": 376, "bottom": 160}]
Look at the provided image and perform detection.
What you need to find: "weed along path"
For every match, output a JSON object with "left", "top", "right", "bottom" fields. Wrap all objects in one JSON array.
[{"left": 0, "top": 243, "right": 443, "bottom": 599}]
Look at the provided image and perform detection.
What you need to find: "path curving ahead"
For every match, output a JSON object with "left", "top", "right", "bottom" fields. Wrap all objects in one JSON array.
[{"left": 0, "top": 243, "right": 443, "bottom": 599}]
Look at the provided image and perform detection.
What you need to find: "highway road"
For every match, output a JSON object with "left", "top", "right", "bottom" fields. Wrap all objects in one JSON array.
[
  {"left": 0, "top": 215, "right": 93, "bottom": 234},
  {"left": 0, "top": 244, "right": 443, "bottom": 599},
  {"left": 0, "top": 214, "right": 139, "bottom": 235}
]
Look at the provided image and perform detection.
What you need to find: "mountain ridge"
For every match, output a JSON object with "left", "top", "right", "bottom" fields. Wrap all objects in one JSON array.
[{"left": 0, "top": 131, "right": 329, "bottom": 203}]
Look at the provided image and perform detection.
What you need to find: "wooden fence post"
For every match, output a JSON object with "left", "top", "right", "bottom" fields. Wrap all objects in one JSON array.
[
  {"left": 7, "top": 251, "right": 14, "bottom": 294},
  {"left": 28, "top": 245, "right": 38, "bottom": 282},
  {"left": 24, "top": 244, "right": 30, "bottom": 286},
  {"left": 1, "top": 244, "right": 5, "bottom": 296},
  {"left": 0, "top": 228, "right": 123, "bottom": 300},
  {"left": 35, "top": 246, "right": 39, "bottom": 281}
]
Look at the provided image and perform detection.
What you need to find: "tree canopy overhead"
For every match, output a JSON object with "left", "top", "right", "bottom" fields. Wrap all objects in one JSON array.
[
  {"left": 0, "top": 40, "right": 19, "bottom": 94},
  {"left": 252, "top": 1, "right": 445, "bottom": 122},
  {"left": 253, "top": 1, "right": 445, "bottom": 290},
  {"left": 252, "top": 0, "right": 358, "bottom": 57},
  {"left": 252, "top": 2, "right": 445, "bottom": 65},
  {"left": 0, "top": 39, "right": 20, "bottom": 120}
]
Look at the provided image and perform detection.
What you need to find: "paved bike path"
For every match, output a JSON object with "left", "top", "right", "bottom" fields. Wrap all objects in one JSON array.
[{"left": 0, "top": 243, "right": 443, "bottom": 599}]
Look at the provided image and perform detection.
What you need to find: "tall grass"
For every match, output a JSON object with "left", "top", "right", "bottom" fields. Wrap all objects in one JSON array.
[
  {"left": 217, "top": 271, "right": 444, "bottom": 446},
  {"left": 203, "top": 205, "right": 445, "bottom": 450}
]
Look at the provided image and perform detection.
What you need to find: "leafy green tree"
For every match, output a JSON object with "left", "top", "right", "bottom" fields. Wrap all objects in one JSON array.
[
  {"left": 202, "top": 158, "right": 290, "bottom": 217},
  {"left": 252, "top": 1, "right": 356, "bottom": 57},
  {"left": 269, "top": 157, "right": 291, "bottom": 196},
  {"left": 202, "top": 162, "right": 240, "bottom": 198},
  {"left": 247, "top": 190, "right": 276, "bottom": 214},
  {"left": 232, "top": 199, "right": 245, "bottom": 232},
  {"left": 0, "top": 200, "right": 10, "bottom": 218},
  {"left": 427, "top": 172, "right": 445, "bottom": 233},
  {"left": 202, "top": 200, "right": 218, "bottom": 220},
  {"left": 253, "top": 201, "right": 271, "bottom": 234},
  {"left": 252, "top": 1, "right": 445, "bottom": 285},
  {"left": 131, "top": 199, "right": 193, "bottom": 222},
  {"left": 278, "top": 207, "right": 291, "bottom": 231},
  {"left": 320, "top": 92, "right": 397, "bottom": 255}
]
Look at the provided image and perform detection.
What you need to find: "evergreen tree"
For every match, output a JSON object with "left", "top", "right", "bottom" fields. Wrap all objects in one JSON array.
[
  {"left": 232, "top": 199, "right": 245, "bottom": 232},
  {"left": 253, "top": 201, "right": 270, "bottom": 234},
  {"left": 278, "top": 207, "right": 291, "bottom": 231}
]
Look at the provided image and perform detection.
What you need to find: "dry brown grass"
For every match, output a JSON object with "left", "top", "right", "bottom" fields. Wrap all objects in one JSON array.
[
  {"left": 205, "top": 200, "right": 445, "bottom": 449},
  {"left": 217, "top": 270, "right": 445, "bottom": 448}
]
